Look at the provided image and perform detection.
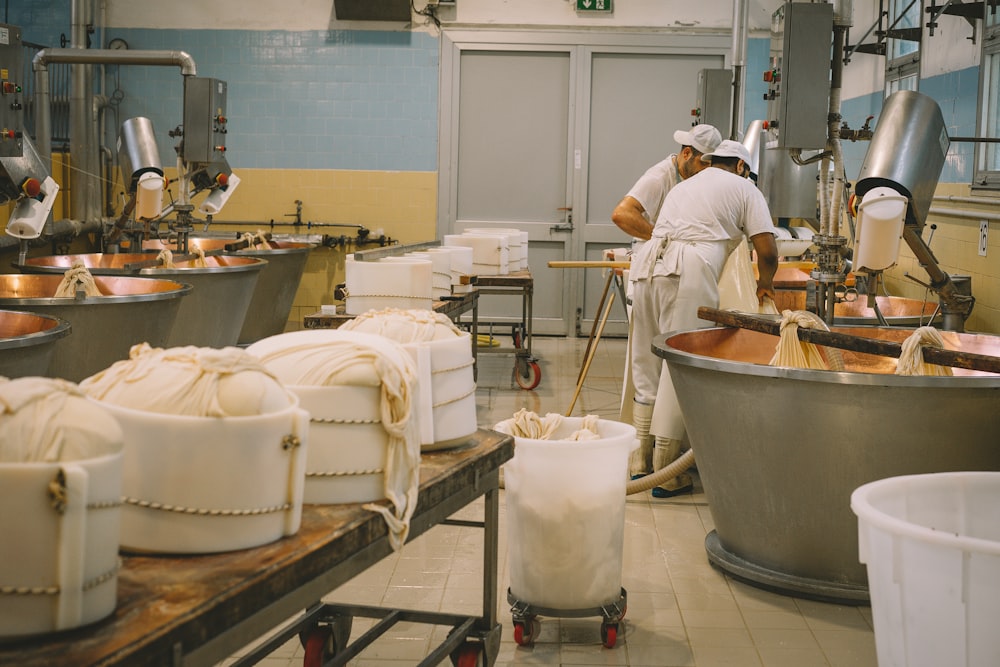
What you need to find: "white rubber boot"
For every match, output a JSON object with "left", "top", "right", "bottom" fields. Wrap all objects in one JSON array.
[
  {"left": 651, "top": 436, "right": 693, "bottom": 498},
  {"left": 629, "top": 400, "right": 654, "bottom": 479}
]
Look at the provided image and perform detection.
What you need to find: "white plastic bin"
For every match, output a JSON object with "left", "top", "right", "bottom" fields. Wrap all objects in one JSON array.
[
  {"left": 496, "top": 418, "right": 636, "bottom": 610},
  {"left": 851, "top": 472, "right": 1000, "bottom": 667}
]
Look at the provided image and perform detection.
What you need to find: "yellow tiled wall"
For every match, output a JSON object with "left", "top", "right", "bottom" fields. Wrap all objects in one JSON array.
[
  {"left": 204, "top": 168, "right": 438, "bottom": 332},
  {"left": 882, "top": 183, "right": 1000, "bottom": 334}
]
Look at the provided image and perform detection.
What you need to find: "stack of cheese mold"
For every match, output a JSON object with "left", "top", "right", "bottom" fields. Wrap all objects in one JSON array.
[
  {"left": 344, "top": 253, "right": 433, "bottom": 315},
  {"left": 80, "top": 343, "right": 309, "bottom": 554},
  {"left": 0, "top": 377, "right": 124, "bottom": 639},
  {"left": 444, "top": 233, "right": 509, "bottom": 276},
  {"left": 406, "top": 248, "right": 453, "bottom": 300},
  {"left": 340, "top": 308, "right": 477, "bottom": 450},
  {"left": 247, "top": 329, "right": 421, "bottom": 551}
]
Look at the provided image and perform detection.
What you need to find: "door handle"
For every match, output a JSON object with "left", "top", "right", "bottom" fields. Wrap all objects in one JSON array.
[{"left": 551, "top": 207, "right": 573, "bottom": 233}]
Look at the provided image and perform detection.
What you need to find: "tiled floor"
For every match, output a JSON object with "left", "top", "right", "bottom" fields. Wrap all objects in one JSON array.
[{"left": 223, "top": 336, "right": 878, "bottom": 667}]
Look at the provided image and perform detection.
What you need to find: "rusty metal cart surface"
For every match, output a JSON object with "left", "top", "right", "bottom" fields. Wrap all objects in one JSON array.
[{"left": 0, "top": 430, "right": 512, "bottom": 667}]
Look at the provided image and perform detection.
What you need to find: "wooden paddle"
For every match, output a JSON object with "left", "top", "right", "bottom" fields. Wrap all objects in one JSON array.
[{"left": 697, "top": 306, "right": 1000, "bottom": 375}]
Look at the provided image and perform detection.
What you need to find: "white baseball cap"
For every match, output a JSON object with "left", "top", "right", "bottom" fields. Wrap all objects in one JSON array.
[
  {"left": 673, "top": 124, "right": 722, "bottom": 155},
  {"left": 701, "top": 139, "right": 752, "bottom": 165}
]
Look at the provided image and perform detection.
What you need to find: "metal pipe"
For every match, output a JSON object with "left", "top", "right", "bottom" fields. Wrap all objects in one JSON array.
[
  {"left": 932, "top": 194, "right": 1000, "bottom": 206},
  {"left": 828, "top": 26, "right": 847, "bottom": 238},
  {"left": 902, "top": 226, "right": 972, "bottom": 332},
  {"left": 71, "top": 0, "right": 90, "bottom": 223},
  {"left": 730, "top": 0, "right": 749, "bottom": 140},
  {"left": 32, "top": 48, "right": 197, "bottom": 227},
  {"left": 928, "top": 206, "right": 1000, "bottom": 222},
  {"left": 0, "top": 218, "right": 103, "bottom": 253}
]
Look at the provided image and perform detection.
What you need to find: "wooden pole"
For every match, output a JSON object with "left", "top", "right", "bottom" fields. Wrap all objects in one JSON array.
[
  {"left": 577, "top": 268, "right": 615, "bottom": 385},
  {"left": 566, "top": 291, "right": 616, "bottom": 416},
  {"left": 697, "top": 306, "right": 1000, "bottom": 375}
]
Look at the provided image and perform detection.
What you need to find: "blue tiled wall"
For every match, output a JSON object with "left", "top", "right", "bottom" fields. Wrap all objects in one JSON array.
[
  {"left": 840, "top": 66, "right": 979, "bottom": 183},
  {"left": 106, "top": 29, "right": 440, "bottom": 171},
  {"left": 5, "top": 2, "right": 983, "bottom": 184},
  {"left": 744, "top": 38, "right": 769, "bottom": 130}
]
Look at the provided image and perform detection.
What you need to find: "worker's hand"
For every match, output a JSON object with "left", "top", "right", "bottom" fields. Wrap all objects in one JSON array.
[{"left": 756, "top": 285, "right": 775, "bottom": 305}]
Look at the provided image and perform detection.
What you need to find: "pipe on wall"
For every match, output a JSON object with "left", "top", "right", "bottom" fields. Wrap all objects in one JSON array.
[{"left": 32, "top": 48, "right": 197, "bottom": 231}]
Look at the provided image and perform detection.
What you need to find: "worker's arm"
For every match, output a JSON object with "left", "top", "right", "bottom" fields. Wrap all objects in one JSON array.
[
  {"left": 750, "top": 232, "right": 779, "bottom": 304},
  {"left": 611, "top": 196, "right": 653, "bottom": 241}
]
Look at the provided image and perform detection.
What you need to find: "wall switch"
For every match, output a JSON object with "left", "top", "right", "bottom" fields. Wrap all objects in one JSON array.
[{"left": 980, "top": 220, "right": 988, "bottom": 257}]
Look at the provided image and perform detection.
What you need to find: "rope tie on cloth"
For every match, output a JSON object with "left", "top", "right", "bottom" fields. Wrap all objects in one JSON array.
[
  {"left": 80, "top": 343, "right": 289, "bottom": 417},
  {"left": 499, "top": 409, "right": 601, "bottom": 441},
  {"left": 255, "top": 341, "right": 420, "bottom": 551},
  {"left": 242, "top": 230, "right": 273, "bottom": 249},
  {"left": 54, "top": 260, "right": 102, "bottom": 297},
  {"left": 896, "top": 326, "right": 954, "bottom": 376},
  {"left": 769, "top": 310, "right": 846, "bottom": 371},
  {"left": 190, "top": 246, "right": 208, "bottom": 268},
  {"left": 156, "top": 249, "right": 175, "bottom": 269}
]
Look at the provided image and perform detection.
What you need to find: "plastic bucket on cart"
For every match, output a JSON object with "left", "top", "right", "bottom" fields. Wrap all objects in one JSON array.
[
  {"left": 851, "top": 472, "right": 1000, "bottom": 667},
  {"left": 496, "top": 417, "right": 636, "bottom": 610}
]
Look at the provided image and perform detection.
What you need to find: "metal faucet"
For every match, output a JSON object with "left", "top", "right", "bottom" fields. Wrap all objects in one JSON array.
[{"left": 285, "top": 200, "right": 303, "bottom": 226}]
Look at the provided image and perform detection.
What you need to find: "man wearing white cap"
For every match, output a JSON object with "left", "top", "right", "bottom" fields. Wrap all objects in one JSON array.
[
  {"left": 612, "top": 124, "right": 723, "bottom": 242},
  {"left": 630, "top": 140, "right": 779, "bottom": 497},
  {"left": 612, "top": 124, "right": 722, "bottom": 482}
]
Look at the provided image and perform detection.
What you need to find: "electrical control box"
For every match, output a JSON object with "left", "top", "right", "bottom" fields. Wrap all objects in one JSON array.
[
  {"left": 694, "top": 69, "right": 732, "bottom": 136},
  {"left": 0, "top": 23, "right": 24, "bottom": 160},
  {"left": 766, "top": 2, "right": 833, "bottom": 150},
  {"left": 182, "top": 77, "right": 228, "bottom": 164}
]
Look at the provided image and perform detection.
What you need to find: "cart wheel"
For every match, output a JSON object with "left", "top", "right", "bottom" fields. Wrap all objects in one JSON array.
[
  {"left": 512, "top": 616, "right": 537, "bottom": 646},
  {"left": 512, "top": 327, "right": 523, "bottom": 349},
  {"left": 514, "top": 360, "right": 541, "bottom": 390},
  {"left": 451, "top": 642, "right": 484, "bottom": 667},
  {"left": 600, "top": 622, "right": 618, "bottom": 649},
  {"left": 301, "top": 625, "right": 335, "bottom": 667}
]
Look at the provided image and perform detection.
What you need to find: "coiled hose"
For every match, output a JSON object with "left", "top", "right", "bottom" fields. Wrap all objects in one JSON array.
[{"left": 625, "top": 449, "right": 696, "bottom": 495}]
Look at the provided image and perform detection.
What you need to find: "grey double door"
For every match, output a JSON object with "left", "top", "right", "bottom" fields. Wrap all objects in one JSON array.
[{"left": 438, "top": 30, "right": 728, "bottom": 336}]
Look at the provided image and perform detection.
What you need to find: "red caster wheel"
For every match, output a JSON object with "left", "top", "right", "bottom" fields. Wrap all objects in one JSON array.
[
  {"left": 514, "top": 360, "right": 541, "bottom": 390},
  {"left": 451, "top": 642, "right": 484, "bottom": 667},
  {"left": 512, "top": 616, "right": 538, "bottom": 646},
  {"left": 301, "top": 625, "right": 335, "bottom": 667},
  {"left": 600, "top": 622, "right": 618, "bottom": 649}
]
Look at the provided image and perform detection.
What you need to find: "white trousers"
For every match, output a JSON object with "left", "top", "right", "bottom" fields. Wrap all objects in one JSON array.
[{"left": 630, "top": 246, "right": 719, "bottom": 440}]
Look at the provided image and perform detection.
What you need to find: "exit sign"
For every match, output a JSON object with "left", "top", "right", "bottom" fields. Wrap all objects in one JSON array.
[{"left": 577, "top": 0, "right": 613, "bottom": 12}]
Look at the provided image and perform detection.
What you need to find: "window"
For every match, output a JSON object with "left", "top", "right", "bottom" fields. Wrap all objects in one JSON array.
[
  {"left": 884, "top": 0, "right": 921, "bottom": 96},
  {"left": 974, "top": 5, "right": 1000, "bottom": 188}
]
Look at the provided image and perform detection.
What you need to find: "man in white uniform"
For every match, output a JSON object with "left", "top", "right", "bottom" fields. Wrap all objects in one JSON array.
[
  {"left": 630, "top": 140, "right": 779, "bottom": 497},
  {"left": 611, "top": 124, "right": 722, "bottom": 481}
]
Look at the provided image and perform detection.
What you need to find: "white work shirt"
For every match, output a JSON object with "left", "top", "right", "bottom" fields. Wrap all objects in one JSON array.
[
  {"left": 630, "top": 166, "right": 775, "bottom": 281},
  {"left": 625, "top": 154, "right": 682, "bottom": 224}
]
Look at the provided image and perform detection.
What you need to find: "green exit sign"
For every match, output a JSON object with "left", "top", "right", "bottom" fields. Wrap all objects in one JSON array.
[{"left": 577, "top": 0, "right": 613, "bottom": 12}]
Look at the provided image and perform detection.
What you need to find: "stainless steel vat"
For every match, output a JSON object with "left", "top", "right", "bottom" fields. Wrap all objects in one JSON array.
[
  {"left": 143, "top": 238, "right": 313, "bottom": 344},
  {"left": 771, "top": 291, "right": 940, "bottom": 327},
  {"left": 654, "top": 326, "right": 1000, "bottom": 603},
  {"left": 20, "top": 253, "right": 266, "bottom": 349},
  {"left": 0, "top": 275, "right": 190, "bottom": 382},
  {"left": 0, "top": 309, "right": 72, "bottom": 378}
]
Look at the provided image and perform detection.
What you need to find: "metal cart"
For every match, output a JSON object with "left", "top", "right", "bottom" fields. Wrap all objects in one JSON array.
[
  {"left": 1, "top": 431, "right": 513, "bottom": 667},
  {"left": 470, "top": 270, "right": 540, "bottom": 390}
]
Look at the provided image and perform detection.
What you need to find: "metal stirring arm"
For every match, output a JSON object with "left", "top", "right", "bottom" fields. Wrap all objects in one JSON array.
[{"left": 902, "top": 226, "right": 975, "bottom": 331}]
